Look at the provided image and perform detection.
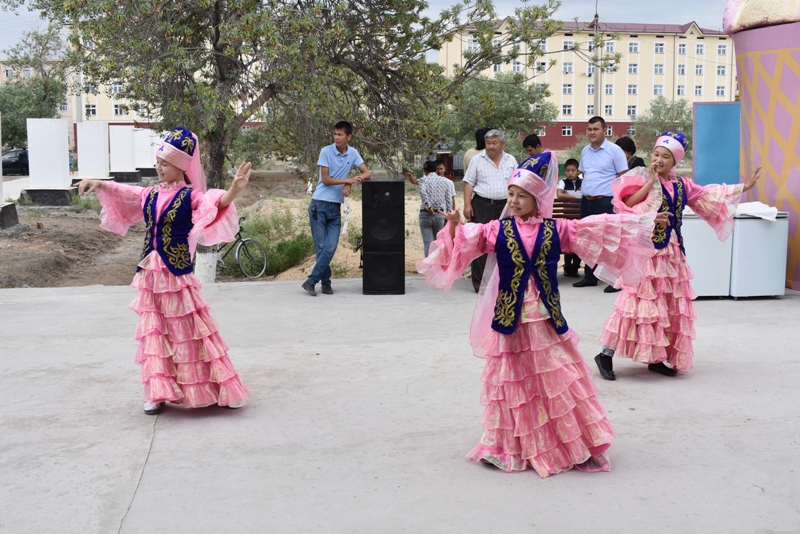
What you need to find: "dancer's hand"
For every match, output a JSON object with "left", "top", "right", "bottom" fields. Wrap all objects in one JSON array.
[
  {"left": 742, "top": 165, "right": 762, "bottom": 192},
  {"left": 654, "top": 212, "right": 670, "bottom": 229},
  {"left": 73, "top": 179, "right": 101, "bottom": 196},
  {"left": 229, "top": 162, "right": 252, "bottom": 194},
  {"left": 441, "top": 209, "right": 462, "bottom": 225}
]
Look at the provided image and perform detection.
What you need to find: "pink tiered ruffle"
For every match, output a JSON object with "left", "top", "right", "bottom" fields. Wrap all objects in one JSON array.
[
  {"left": 468, "top": 280, "right": 614, "bottom": 477},
  {"left": 600, "top": 239, "right": 697, "bottom": 371},
  {"left": 130, "top": 252, "right": 249, "bottom": 407}
]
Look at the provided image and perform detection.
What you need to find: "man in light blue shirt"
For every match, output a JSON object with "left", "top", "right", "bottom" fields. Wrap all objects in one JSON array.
[
  {"left": 574, "top": 116, "right": 628, "bottom": 290},
  {"left": 302, "top": 121, "right": 371, "bottom": 296}
]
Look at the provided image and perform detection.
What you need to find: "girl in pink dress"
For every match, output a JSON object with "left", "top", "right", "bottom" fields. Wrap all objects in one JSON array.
[
  {"left": 75, "top": 126, "right": 251, "bottom": 415},
  {"left": 593, "top": 131, "right": 761, "bottom": 380},
  {"left": 417, "top": 155, "right": 664, "bottom": 477}
]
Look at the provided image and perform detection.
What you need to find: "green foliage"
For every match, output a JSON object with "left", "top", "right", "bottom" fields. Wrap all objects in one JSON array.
[
  {"left": 564, "top": 134, "right": 591, "bottom": 163},
  {"left": 240, "top": 205, "right": 296, "bottom": 244},
  {"left": 69, "top": 191, "right": 101, "bottom": 213},
  {"left": 346, "top": 224, "right": 362, "bottom": 248},
  {"left": 264, "top": 234, "right": 314, "bottom": 276},
  {"left": 632, "top": 98, "right": 694, "bottom": 160},
  {"left": 227, "top": 128, "right": 270, "bottom": 170},
  {"left": 441, "top": 73, "right": 558, "bottom": 154},
  {"left": 329, "top": 261, "right": 349, "bottom": 279}
]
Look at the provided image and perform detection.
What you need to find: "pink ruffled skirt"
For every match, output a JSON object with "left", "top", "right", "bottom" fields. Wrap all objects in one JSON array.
[
  {"left": 599, "top": 240, "right": 697, "bottom": 371},
  {"left": 468, "top": 315, "right": 615, "bottom": 477},
  {"left": 129, "top": 252, "right": 250, "bottom": 408}
]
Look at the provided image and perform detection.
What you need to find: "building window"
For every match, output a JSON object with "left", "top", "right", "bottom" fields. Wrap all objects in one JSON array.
[
  {"left": 717, "top": 65, "right": 727, "bottom": 76},
  {"left": 85, "top": 104, "right": 97, "bottom": 117},
  {"left": 512, "top": 61, "right": 522, "bottom": 73},
  {"left": 563, "top": 84, "right": 573, "bottom": 95},
  {"left": 677, "top": 85, "right": 686, "bottom": 96},
  {"left": 628, "top": 63, "right": 638, "bottom": 74},
  {"left": 695, "top": 64, "right": 704, "bottom": 75},
  {"left": 678, "top": 64, "right": 686, "bottom": 75},
  {"left": 536, "top": 40, "right": 547, "bottom": 52},
  {"left": 536, "top": 62, "right": 546, "bottom": 73},
  {"left": 563, "top": 40, "right": 575, "bottom": 51},
  {"left": 716, "top": 86, "right": 726, "bottom": 97},
  {"left": 587, "top": 84, "right": 594, "bottom": 95},
  {"left": 114, "top": 104, "right": 124, "bottom": 116},
  {"left": 587, "top": 105, "right": 595, "bottom": 115},
  {"left": 718, "top": 44, "right": 728, "bottom": 55},
  {"left": 493, "top": 64, "right": 502, "bottom": 73},
  {"left": 678, "top": 43, "right": 687, "bottom": 55},
  {"left": 60, "top": 102, "right": 68, "bottom": 112},
  {"left": 628, "top": 41, "right": 639, "bottom": 53},
  {"left": 587, "top": 64, "right": 595, "bottom": 75},
  {"left": 562, "top": 105, "right": 573, "bottom": 115},
  {"left": 627, "top": 105, "right": 637, "bottom": 117},
  {"left": 587, "top": 41, "right": 595, "bottom": 52},
  {"left": 562, "top": 126, "right": 573, "bottom": 136},
  {"left": 696, "top": 43, "right": 705, "bottom": 55},
  {"left": 604, "top": 105, "right": 613, "bottom": 116},
  {"left": 605, "top": 84, "right": 613, "bottom": 95},
  {"left": 604, "top": 65, "right": 614, "bottom": 74},
  {"left": 492, "top": 38, "right": 501, "bottom": 48},
  {"left": 4, "top": 69, "right": 12, "bottom": 78},
  {"left": 535, "top": 83, "right": 547, "bottom": 92},
  {"left": 627, "top": 126, "right": 636, "bottom": 135},
  {"left": 605, "top": 41, "right": 615, "bottom": 53},
  {"left": 654, "top": 85, "right": 664, "bottom": 96},
  {"left": 606, "top": 126, "right": 613, "bottom": 136},
  {"left": 695, "top": 85, "right": 703, "bottom": 96},
  {"left": 23, "top": 69, "right": 31, "bottom": 79},
  {"left": 466, "top": 38, "right": 479, "bottom": 51},
  {"left": 112, "top": 82, "right": 123, "bottom": 94},
  {"left": 655, "top": 42, "right": 665, "bottom": 54},
  {"left": 536, "top": 127, "right": 546, "bottom": 136},
  {"left": 654, "top": 64, "right": 665, "bottom": 75},
  {"left": 627, "top": 84, "right": 638, "bottom": 95},
  {"left": 563, "top": 62, "right": 573, "bottom": 74},
  {"left": 84, "top": 84, "right": 98, "bottom": 94}
]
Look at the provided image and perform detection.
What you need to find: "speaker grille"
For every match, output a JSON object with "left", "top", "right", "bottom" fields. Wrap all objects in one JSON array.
[{"left": 363, "top": 251, "right": 405, "bottom": 295}]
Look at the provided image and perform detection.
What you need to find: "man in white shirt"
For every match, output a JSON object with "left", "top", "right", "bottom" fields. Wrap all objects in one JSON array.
[
  {"left": 573, "top": 116, "right": 628, "bottom": 291},
  {"left": 462, "top": 129, "right": 518, "bottom": 292}
]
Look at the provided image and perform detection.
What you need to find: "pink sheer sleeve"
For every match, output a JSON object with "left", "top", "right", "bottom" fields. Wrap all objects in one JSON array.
[
  {"left": 565, "top": 213, "right": 657, "bottom": 288},
  {"left": 684, "top": 179, "right": 743, "bottom": 241},
  {"left": 95, "top": 181, "right": 147, "bottom": 236},
  {"left": 190, "top": 189, "right": 239, "bottom": 249},
  {"left": 611, "top": 168, "right": 661, "bottom": 215},
  {"left": 416, "top": 221, "right": 499, "bottom": 290}
]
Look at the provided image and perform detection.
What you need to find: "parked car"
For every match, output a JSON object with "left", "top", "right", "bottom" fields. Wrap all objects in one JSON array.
[{"left": 2, "top": 149, "right": 29, "bottom": 176}]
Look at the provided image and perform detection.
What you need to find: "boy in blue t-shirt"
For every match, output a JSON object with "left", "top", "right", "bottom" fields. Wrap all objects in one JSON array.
[{"left": 302, "top": 121, "right": 371, "bottom": 296}]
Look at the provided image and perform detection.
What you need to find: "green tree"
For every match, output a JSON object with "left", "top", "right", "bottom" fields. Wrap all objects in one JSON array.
[
  {"left": 632, "top": 98, "right": 693, "bottom": 160},
  {"left": 1, "top": 24, "right": 67, "bottom": 148},
  {"left": 2, "top": 0, "right": 586, "bottom": 186},
  {"left": 441, "top": 72, "right": 558, "bottom": 154}
]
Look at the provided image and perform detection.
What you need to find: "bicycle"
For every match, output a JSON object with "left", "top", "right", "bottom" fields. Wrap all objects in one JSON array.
[{"left": 216, "top": 217, "right": 268, "bottom": 278}]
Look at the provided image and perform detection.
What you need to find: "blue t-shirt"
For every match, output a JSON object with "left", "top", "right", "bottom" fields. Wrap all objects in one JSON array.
[
  {"left": 579, "top": 139, "right": 628, "bottom": 196},
  {"left": 313, "top": 143, "right": 365, "bottom": 203}
]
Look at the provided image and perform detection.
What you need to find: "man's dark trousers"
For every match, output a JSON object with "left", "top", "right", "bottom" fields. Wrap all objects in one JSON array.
[
  {"left": 579, "top": 196, "right": 615, "bottom": 283},
  {"left": 470, "top": 195, "right": 506, "bottom": 292}
]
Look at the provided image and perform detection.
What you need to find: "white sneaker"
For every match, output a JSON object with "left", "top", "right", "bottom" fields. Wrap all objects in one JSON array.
[{"left": 143, "top": 401, "right": 163, "bottom": 415}]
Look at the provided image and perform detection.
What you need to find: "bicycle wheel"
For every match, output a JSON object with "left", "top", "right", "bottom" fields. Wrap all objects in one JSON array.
[{"left": 235, "top": 238, "right": 268, "bottom": 278}]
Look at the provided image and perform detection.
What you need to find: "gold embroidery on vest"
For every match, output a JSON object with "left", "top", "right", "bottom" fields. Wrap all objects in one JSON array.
[
  {"left": 536, "top": 219, "right": 565, "bottom": 328},
  {"left": 161, "top": 190, "right": 191, "bottom": 270},
  {"left": 652, "top": 188, "right": 670, "bottom": 245},
  {"left": 493, "top": 219, "right": 526, "bottom": 327},
  {"left": 141, "top": 188, "right": 158, "bottom": 260},
  {"left": 674, "top": 179, "right": 685, "bottom": 249}
]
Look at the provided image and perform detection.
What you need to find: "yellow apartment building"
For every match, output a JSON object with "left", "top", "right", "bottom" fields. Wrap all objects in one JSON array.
[{"left": 438, "top": 19, "right": 737, "bottom": 150}]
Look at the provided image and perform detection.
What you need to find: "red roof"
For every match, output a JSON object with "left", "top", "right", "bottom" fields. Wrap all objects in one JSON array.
[{"left": 486, "top": 19, "right": 725, "bottom": 36}]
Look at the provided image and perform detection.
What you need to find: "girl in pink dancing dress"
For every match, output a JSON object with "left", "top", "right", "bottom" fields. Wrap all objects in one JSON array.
[
  {"left": 593, "top": 131, "right": 761, "bottom": 381},
  {"left": 75, "top": 126, "right": 251, "bottom": 415},
  {"left": 417, "top": 155, "right": 665, "bottom": 477}
]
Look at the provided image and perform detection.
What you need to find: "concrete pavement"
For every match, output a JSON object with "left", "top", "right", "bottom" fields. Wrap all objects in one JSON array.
[{"left": 1, "top": 277, "right": 799, "bottom": 533}]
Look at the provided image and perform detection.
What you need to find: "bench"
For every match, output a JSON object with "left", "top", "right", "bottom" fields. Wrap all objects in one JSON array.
[{"left": 552, "top": 197, "right": 581, "bottom": 220}]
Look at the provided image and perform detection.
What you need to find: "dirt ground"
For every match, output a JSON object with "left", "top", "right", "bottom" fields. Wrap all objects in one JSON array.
[{"left": 0, "top": 171, "right": 456, "bottom": 288}]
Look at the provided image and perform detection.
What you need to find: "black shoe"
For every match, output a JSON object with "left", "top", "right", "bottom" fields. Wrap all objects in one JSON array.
[
  {"left": 321, "top": 284, "right": 333, "bottom": 295},
  {"left": 594, "top": 354, "right": 616, "bottom": 381},
  {"left": 301, "top": 281, "right": 317, "bottom": 296},
  {"left": 604, "top": 285, "right": 621, "bottom": 293},
  {"left": 564, "top": 271, "right": 581, "bottom": 278},
  {"left": 573, "top": 278, "right": 598, "bottom": 287},
  {"left": 648, "top": 362, "right": 678, "bottom": 377}
]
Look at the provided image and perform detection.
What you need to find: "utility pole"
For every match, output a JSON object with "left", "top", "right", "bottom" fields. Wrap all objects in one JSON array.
[{"left": 593, "top": 11, "right": 601, "bottom": 117}]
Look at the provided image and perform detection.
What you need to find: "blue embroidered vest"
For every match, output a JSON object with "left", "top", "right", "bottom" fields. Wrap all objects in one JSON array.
[
  {"left": 652, "top": 179, "right": 687, "bottom": 255},
  {"left": 139, "top": 187, "right": 194, "bottom": 275},
  {"left": 492, "top": 218, "right": 569, "bottom": 335}
]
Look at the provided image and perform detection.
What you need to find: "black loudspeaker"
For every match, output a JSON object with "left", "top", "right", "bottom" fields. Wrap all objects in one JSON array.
[{"left": 362, "top": 180, "right": 405, "bottom": 294}]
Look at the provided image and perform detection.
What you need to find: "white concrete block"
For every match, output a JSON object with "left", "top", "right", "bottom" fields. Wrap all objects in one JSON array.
[
  {"left": 26, "top": 118, "right": 71, "bottom": 189},
  {"left": 109, "top": 124, "right": 136, "bottom": 172},
  {"left": 77, "top": 121, "right": 110, "bottom": 180},
  {"left": 134, "top": 128, "right": 162, "bottom": 169}
]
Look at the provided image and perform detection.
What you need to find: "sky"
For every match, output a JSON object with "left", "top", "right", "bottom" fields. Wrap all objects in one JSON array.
[{"left": 0, "top": 0, "right": 729, "bottom": 56}]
